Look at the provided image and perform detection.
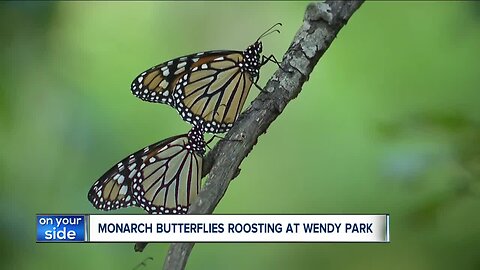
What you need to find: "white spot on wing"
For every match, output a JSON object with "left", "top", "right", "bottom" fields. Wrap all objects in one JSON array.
[
  {"left": 128, "top": 169, "right": 137, "bottom": 179},
  {"left": 117, "top": 175, "right": 125, "bottom": 184},
  {"left": 177, "top": 62, "right": 186, "bottom": 68},
  {"left": 119, "top": 185, "right": 128, "bottom": 195}
]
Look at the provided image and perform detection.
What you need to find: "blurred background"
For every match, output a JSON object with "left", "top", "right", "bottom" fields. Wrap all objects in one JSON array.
[{"left": 1, "top": 1, "right": 479, "bottom": 269}]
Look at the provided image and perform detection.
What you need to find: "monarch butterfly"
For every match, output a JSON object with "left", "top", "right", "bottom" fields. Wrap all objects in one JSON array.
[
  {"left": 131, "top": 23, "right": 282, "bottom": 134},
  {"left": 87, "top": 126, "right": 205, "bottom": 214}
]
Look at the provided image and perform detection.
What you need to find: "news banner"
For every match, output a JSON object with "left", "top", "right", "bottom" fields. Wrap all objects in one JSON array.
[{"left": 36, "top": 214, "right": 390, "bottom": 243}]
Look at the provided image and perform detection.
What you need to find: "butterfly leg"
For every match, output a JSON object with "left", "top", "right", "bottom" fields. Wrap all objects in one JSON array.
[
  {"left": 261, "top": 54, "right": 285, "bottom": 71},
  {"left": 205, "top": 134, "right": 242, "bottom": 151},
  {"left": 254, "top": 82, "right": 269, "bottom": 93},
  {"left": 206, "top": 134, "right": 244, "bottom": 150},
  {"left": 205, "top": 135, "right": 221, "bottom": 150},
  {"left": 250, "top": 75, "right": 269, "bottom": 93}
]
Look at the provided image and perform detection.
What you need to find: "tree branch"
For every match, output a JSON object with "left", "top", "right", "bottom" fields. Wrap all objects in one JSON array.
[{"left": 137, "top": 0, "right": 364, "bottom": 268}]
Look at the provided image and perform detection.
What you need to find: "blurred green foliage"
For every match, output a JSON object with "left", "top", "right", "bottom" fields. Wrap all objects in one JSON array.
[{"left": 1, "top": 2, "right": 479, "bottom": 269}]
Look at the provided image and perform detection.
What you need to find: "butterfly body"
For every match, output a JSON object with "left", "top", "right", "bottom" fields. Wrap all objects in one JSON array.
[{"left": 88, "top": 126, "right": 205, "bottom": 214}]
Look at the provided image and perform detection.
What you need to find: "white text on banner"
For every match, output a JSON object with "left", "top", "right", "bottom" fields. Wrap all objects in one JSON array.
[{"left": 88, "top": 214, "right": 389, "bottom": 243}]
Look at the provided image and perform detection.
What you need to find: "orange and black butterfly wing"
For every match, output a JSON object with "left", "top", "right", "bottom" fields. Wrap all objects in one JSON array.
[
  {"left": 87, "top": 135, "right": 185, "bottom": 211},
  {"left": 87, "top": 155, "right": 137, "bottom": 211},
  {"left": 131, "top": 61, "right": 180, "bottom": 106},
  {"left": 130, "top": 51, "right": 240, "bottom": 107},
  {"left": 132, "top": 135, "right": 203, "bottom": 214},
  {"left": 173, "top": 52, "right": 253, "bottom": 133}
]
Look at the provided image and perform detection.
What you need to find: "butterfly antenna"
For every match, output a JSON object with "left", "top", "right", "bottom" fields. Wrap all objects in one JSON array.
[{"left": 256, "top": 23, "right": 282, "bottom": 42}]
